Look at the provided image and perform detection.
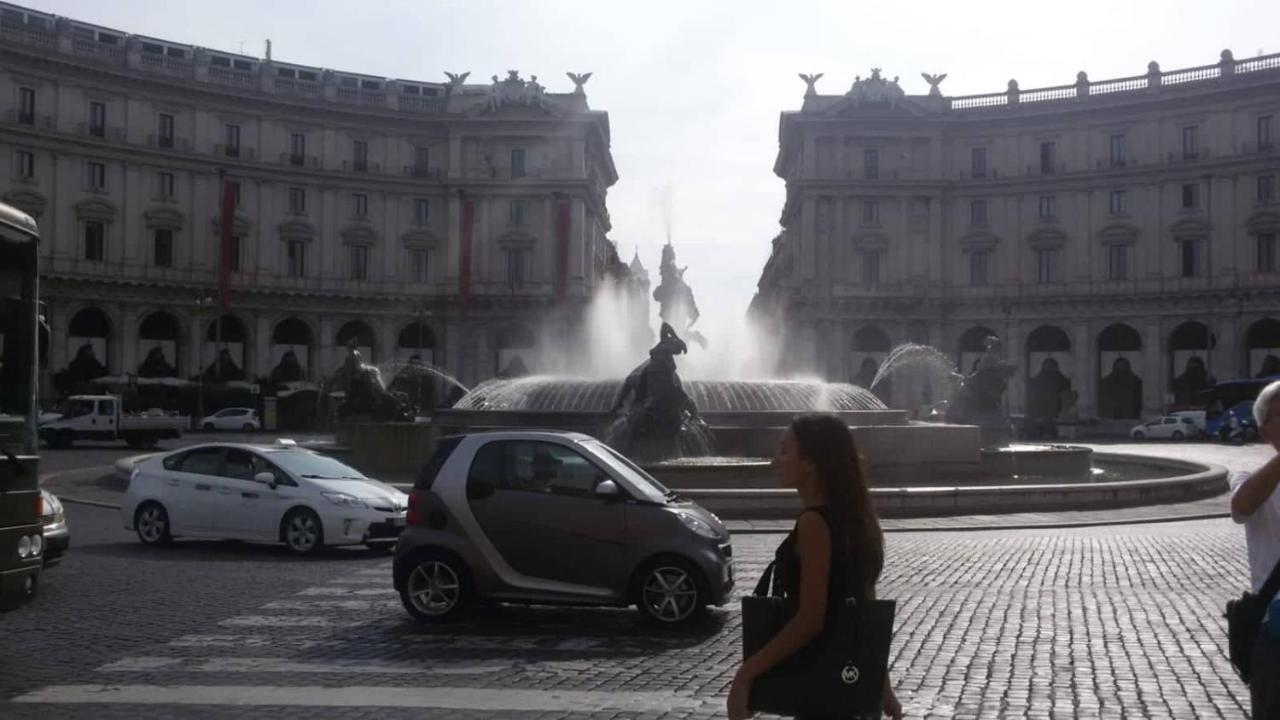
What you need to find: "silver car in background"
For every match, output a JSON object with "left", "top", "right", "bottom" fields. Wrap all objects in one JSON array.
[{"left": 393, "top": 431, "right": 734, "bottom": 626}]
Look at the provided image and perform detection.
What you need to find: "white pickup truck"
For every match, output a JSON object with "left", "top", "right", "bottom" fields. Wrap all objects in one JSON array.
[{"left": 38, "top": 395, "right": 186, "bottom": 449}]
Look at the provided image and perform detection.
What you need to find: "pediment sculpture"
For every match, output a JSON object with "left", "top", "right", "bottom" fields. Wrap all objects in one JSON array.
[{"left": 847, "top": 68, "right": 906, "bottom": 107}]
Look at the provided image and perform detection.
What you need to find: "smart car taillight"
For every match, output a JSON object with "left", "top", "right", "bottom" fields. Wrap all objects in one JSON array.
[{"left": 406, "top": 490, "right": 423, "bottom": 526}]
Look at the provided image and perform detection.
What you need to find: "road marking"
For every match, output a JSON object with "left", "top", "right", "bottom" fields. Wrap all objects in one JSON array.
[
  {"left": 261, "top": 599, "right": 398, "bottom": 611},
  {"left": 297, "top": 587, "right": 395, "bottom": 596},
  {"left": 165, "top": 633, "right": 709, "bottom": 651},
  {"left": 217, "top": 615, "right": 370, "bottom": 628},
  {"left": 99, "top": 656, "right": 509, "bottom": 676},
  {"left": 11, "top": 684, "right": 714, "bottom": 711}
]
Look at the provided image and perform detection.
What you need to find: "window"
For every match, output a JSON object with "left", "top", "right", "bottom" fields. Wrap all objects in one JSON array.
[
  {"left": 1260, "top": 115, "right": 1274, "bottom": 151},
  {"left": 87, "top": 161, "right": 105, "bottom": 190},
  {"left": 288, "top": 187, "right": 306, "bottom": 213},
  {"left": 861, "top": 201, "right": 879, "bottom": 225},
  {"left": 289, "top": 133, "right": 305, "bottom": 166},
  {"left": 14, "top": 150, "right": 34, "bottom": 180},
  {"left": 1258, "top": 233, "right": 1277, "bottom": 273},
  {"left": 1039, "top": 141, "right": 1056, "bottom": 174},
  {"left": 228, "top": 235, "right": 242, "bottom": 272},
  {"left": 224, "top": 124, "right": 240, "bottom": 157},
  {"left": 970, "top": 199, "right": 987, "bottom": 225},
  {"left": 413, "top": 146, "right": 430, "bottom": 176},
  {"left": 1038, "top": 195, "right": 1056, "bottom": 220},
  {"left": 352, "top": 193, "right": 368, "bottom": 219},
  {"left": 511, "top": 148, "right": 527, "bottom": 178},
  {"left": 83, "top": 221, "right": 105, "bottom": 261},
  {"left": 88, "top": 102, "right": 105, "bottom": 137},
  {"left": 18, "top": 87, "right": 35, "bottom": 124},
  {"left": 1181, "top": 183, "right": 1199, "bottom": 209},
  {"left": 1258, "top": 175, "right": 1276, "bottom": 204},
  {"left": 1109, "top": 134, "right": 1127, "bottom": 166},
  {"left": 349, "top": 244, "right": 369, "bottom": 280},
  {"left": 158, "top": 113, "right": 175, "bottom": 148},
  {"left": 1109, "top": 190, "right": 1127, "bottom": 215},
  {"left": 506, "top": 249, "right": 526, "bottom": 286},
  {"left": 1180, "top": 239, "right": 1200, "bottom": 278},
  {"left": 409, "top": 248, "right": 430, "bottom": 282},
  {"left": 473, "top": 441, "right": 605, "bottom": 498},
  {"left": 287, "top": 239, "right": 306, "bottom": 277},
  {"left": 969, "top": 250, "right": 989, "bottom": 287},
  {"left": 860, "top": 251, "right": 880, "bottom": 287},
  {"left": 413, "top": 198, "right": 430, "bottom": 225},
  {"left": 1182, "top": 125, "right": 1199, "bottom": 160},
  {"left": 509, "top": 200, "right": 528, "bottom": 226},
  {"left": 175, "top": 447, "right": 223, "bottom": 476},
  {"left": 1036, "top": 248, "right": 1058, "bottom": 284},
  {"left": 1107, "top": 244, "right": 1128, "bottom": 281},
  {"left": 352, "top": 140, "right": 368, "bottom": 172},
  {"left": 863, "top": 149, "right": 879, "bottom": 179},
  {"left": 157, "top": 171, "right": 175, "bottom": 198},
  {"left": 971, "top": 147, "right": 987, "bottom": 178},
  {"left": 153, "top": 228, "right": 173, "bottom": 267}
]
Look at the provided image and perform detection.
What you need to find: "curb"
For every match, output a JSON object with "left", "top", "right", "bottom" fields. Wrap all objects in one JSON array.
[{"left": 726, "top": 510, "right": 1232, "bottom": 534}]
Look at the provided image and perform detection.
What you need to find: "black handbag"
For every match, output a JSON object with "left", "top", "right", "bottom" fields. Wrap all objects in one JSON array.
[
  {"left": 1225, "top": 555, "right": 1280, "bottom": 685},
  {"left": 742, "top": 561, "right": 896, "bottom": 717}
]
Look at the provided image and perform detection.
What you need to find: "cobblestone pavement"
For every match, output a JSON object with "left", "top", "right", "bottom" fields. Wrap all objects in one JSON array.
[{"left": 0, "top": 501, "right": 1257, "bottom": 719}]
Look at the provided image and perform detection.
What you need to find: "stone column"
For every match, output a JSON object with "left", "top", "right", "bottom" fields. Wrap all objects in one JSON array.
[
  {"left": 1142, "top": 319, "right": 1163, "bottom": 416},
  {"left": 187, "top": 310, "right": 204, "bottom": 377},
  {"left": 1214, "top": 315, "right": 1240, "bottom": 380},
  {"left": 1006, "top": 320, "right": 1025, "bottom": 415},
  {"left": 800, "top": 197, "right": 817, "bottom": 281},
  {"left": 380, "top": 316, "right": 398, "bottom": 365},
  {"left": 49, "top": 303, "right": 69, "bottom": 373},
  {"left": 318, "top": 317, "right": 335, "bottom": 378},
  {"left": 445, "top": 193, "right": 461, "bottom": 294},
  {"left": 255, "top": 315, "right": 272, "bottom": 381},
  {"left": 1073, "top": 321, "right": 1095, "bottom": 419},
  {"left": 120, "top": 306, "right": 139, "bottom": 376},
  {"left": 447, "top": 136, "right": 462, "bottom": 180}
]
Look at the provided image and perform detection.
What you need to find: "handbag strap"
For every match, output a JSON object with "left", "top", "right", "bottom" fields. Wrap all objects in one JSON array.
[
  {"left": 1261, "top": 554, "right": 1280, "bottom": 603},
  {"left": 753, "top": 561, "right": 775, "bottom": 597}
]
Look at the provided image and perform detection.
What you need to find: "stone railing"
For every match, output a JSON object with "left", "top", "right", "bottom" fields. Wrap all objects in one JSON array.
[{"left": 946, "top": 50, "right": 1280, "bottom": 112}]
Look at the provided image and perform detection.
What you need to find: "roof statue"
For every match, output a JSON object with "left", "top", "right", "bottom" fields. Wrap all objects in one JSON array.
[
  {"left": 847, "top": 68, "right": 906, "bottom": 107},
  {"left": 482, "top": 70, "right": 551, "bottom": 114},
  {"left": 566, "top": 72, "right": 592, "bottom": 97},
  {"left": 921, "top": 72, "right": 947, "bottom": 97},
  {"left": 798, "top": 73, "right": 824, "bottom": 97},
  {"left": 444, "top": 71, "right": 470, "bottom": 95}
]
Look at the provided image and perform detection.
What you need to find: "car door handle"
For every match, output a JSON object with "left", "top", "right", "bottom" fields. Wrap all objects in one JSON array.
[
  {"left": 195, "top": 483, "right": 211, "bottom": 491},
  {"left": 166, "top": 478, "right": 180, "bottom": 486},
  {"left": 241, "top": 492, "right": 258, "bottom": 499}
]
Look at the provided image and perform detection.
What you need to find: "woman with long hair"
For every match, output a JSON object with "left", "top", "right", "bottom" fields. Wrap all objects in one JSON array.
[{"left": 727, "top": 413, "right": 902, "bottom": 720}]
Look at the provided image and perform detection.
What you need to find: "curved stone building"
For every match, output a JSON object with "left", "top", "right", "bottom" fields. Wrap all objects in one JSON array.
[
  {"left": 753, "top": 53, "right": 1280, "bottom": 424},
  {"left": 0, "top": 1, "right": 624, "bottom": 403}
]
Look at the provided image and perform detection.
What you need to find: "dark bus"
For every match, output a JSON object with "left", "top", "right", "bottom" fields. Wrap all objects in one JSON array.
[
  {"left": 0, "top": 201, "right": 42, "bottom": 612},
  {"left": 1202, "top": 375, "right": 1280, "bottom": 440}
]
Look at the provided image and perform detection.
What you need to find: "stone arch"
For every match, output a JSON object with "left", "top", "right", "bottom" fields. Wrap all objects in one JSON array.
[
  {"left": 957, "top": 325, "right": 998, "bottom": 374},
  {"left": 1168, "top": 321, "right": 1215, "bottom": 406},
  {"left": 1246, "top": 318, "right": 1280, "bottom": 378},
  {"left": 269, "top": 317, "right": 313, "bottom": 383},
  {"left": 60, "top": 306, "right": 111, "bottom": 383},
  {"left": 1097, "top": 323, "right": 1143, "bottom": 419},
  {"left": 495, "top": 323, "right": 537, "bottom": 377},
  {"left": 137, "top": 311, "right": 181, "bottom": 378},
  {"left": 849, "top": 326, "right": 892, "bottom": 401},
  {"left": 203, "top": 314, "right": 249, "bottom": 381},
  {"left": 1025, "top": 325, "right": 1074, "bottom": 426},
  {"left": 397, "top": 322, "right": 437, "bottom": 363}
]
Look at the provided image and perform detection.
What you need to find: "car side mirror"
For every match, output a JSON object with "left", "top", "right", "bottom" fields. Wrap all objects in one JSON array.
[
  {"left": 254, "top": 471, "right": 278, "bottom": 489},
  {"left": 595, "top": 479, "right": 621, "bottom": 499},
  {"left": 467, "top": 480, "right": 495, "bottom": 500}
]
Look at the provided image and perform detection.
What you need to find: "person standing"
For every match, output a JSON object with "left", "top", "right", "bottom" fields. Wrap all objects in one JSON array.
[
  {"left": 727, "top": 414, "right": 902, "bottom": 720},
  {"left": 1230, "top": 380, "right": 1280, "bottom": 718}
]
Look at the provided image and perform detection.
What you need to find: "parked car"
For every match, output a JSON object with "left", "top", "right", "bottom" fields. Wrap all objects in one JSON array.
[
  {"left": 39, "top": 395, "right": 185, "bottom": 449},
  {"left": 1169, "top": 410, "right": 1207, "bottom": 433},
  {"left": 121, "top": 440, "right": 408, "bottom": 555},
  {"left": 393, "top": 431, "right": 735, "bottom": 627},
  {"left": 200, "top": 408, "right": 260, "bottom": 432},
  {"left": 1130, "top": 415, "right": 1200, "bottom": 440},
  {"left": 40, "top": 490, "right": 69, "bottom": 568}
]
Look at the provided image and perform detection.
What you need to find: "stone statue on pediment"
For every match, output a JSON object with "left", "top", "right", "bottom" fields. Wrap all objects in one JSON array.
[
  {"left": 921, "top": 72, "right": 948, "bottom": 97},
  {"left": 799, "top": 73, "right": 824, "bottom": 97},
  {"left": 566, "top": 72, "right": 592, "bottom": 97},
  {"left": 847, "top": 67, "right": 906, "bottom": 107}
]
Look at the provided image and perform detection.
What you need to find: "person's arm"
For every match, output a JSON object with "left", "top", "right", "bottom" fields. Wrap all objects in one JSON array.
[
  {"left": 739, "top": 512, "right": 831, "bottom": 681},
  {"left": 1231, "top": 455, "right": 1280, "bottom": 521}
]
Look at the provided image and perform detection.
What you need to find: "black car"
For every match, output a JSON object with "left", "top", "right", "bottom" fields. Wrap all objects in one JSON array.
[{"left": 40, "top": 490, "right": 69, "bottom": 567}]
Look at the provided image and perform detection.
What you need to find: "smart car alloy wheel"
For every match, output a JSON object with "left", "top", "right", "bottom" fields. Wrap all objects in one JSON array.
[{"left": 639, "top": 562, "right": 702, "bottom": 624}]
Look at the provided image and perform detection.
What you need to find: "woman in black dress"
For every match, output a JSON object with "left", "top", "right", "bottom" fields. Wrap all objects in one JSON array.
[{"left": 728, "top": 413, "right": 902, "bottom": 720}]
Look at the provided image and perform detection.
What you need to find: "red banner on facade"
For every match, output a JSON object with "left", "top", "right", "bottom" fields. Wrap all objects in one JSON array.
[
  {"left": 459, "top": 198, "right": 475, "bottom": 311},
  {"left": 555, "top": 197, "right": 571, "bottom": 301},
  {"left": 218, "top": 177, "right": 235, "bottom": 311}
]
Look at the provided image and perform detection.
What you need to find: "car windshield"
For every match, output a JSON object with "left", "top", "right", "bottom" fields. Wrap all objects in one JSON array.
[
  {"left": 583, "top": 439, "right": 671, "bottom": 504},
  {"left": 267, "top": 450, "right": 367, "bottom": 480}
]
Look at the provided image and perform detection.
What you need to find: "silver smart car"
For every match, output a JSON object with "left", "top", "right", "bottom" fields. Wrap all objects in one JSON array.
[{"left": 392, "top": 431, "right": 734, "bottom": 626}]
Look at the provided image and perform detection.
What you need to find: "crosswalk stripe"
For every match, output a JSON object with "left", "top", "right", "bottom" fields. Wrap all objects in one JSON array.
[
  {"left": 261, "top": 599, "right": 398, "bottom": 611},
  {"left": 217, "top": 615, "right": 372, "bottom": 628},
  {"left": 167, "top": 633, "right": 709, "bottom": 651},
  {"left": 297, "top": 587, "right": 395, "bottom": 596},
  {"left": 11, "top": 684, "right": 715, "bottom": 711},
  {"left": 100, "top": 656, "right": 510, "bottom": 676}
]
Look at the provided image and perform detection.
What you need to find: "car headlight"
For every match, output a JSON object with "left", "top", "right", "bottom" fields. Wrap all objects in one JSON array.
[
  {"left": 676, "top": 511, "right": 719, "bottom": 539},
  {"left": 321, "top": 492, "right": 367, "bottom": 509}
]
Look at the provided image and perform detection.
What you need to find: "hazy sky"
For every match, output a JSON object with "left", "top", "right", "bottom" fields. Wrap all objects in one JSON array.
[{"left": 29, "top": 0, "right": 1278, "bottom": 331}]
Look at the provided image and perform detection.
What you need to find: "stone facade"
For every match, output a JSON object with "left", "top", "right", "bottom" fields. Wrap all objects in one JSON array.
[
  {"left": 753, "top": 54, "right": 1280, "bottom": 422},
  {"left": 0, "top": 1, "right": 625, "bottom": 396}
]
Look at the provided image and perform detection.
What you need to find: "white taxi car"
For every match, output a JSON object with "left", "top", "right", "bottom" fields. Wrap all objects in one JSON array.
[{"left": 122, "top": 440, "right": 408, "bottom": 555}]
